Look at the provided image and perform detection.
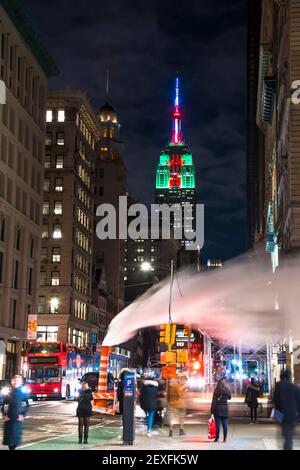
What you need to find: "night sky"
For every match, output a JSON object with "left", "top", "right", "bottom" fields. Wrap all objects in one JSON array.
[{"left": 24, "top": 0, "right": 247, "bottom": 261}]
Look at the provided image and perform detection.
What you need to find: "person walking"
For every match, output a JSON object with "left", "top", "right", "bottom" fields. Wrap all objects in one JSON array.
[
  {"left": 245, "top": 378, "right": 260, "bottom": 423},
  {"left": 168, "top": 377, "right": 187, "bottom": 437},
  {"left": 1, "top": 374, "right": 30, "bottom": 450},
  {"left": 140, "top": 378, "right": 159, "bottom": 437},
  {"left": 76, "top": 382, "right": 93, "bottom": 444},
  {"left": 274, "top": 369, "right": 300, "bottom": 450},
  {"left": 210, "top": 378, "right": 231, "bottom": 443}
]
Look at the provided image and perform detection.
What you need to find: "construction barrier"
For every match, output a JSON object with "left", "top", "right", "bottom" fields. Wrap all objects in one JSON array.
[{"left": 93, "top": 345, "right": 116, "bottom": 414}]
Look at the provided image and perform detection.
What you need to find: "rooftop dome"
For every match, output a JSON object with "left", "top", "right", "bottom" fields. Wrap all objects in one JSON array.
[{"left": 98, "top": 102, "right": 118, "bottom": 123}]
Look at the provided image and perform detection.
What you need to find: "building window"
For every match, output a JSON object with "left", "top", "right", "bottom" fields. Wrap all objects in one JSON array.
[
  {"left": 56, "top": 132, "right": 64, "bottom": 146},
  {"left": 38, "top": 296, "right": 46, "bottom": 314},
  {"left": 55, "top": 155, "right": 63, "bottom": 169},
  {"left": 55, "top": 178, "right": 63, "bottom": 192},
  {"left": 99, "top": 168, "right": 104, "bottom": 178},
  {"left": 28, "top": 267, "right": 32, "bottom": 295},
  {"left": 42, "top": 225, "right": 49, "bottom": 239},
  {"left": 51, "top": 271, "right": 60, "bottom": 286},
  {"left": 44, "top": 178, "right": 50, "bottom": 192},
  {"left": 53, "top": 224, "right": 62, "bottom": 239},
  {"left": 46, "top": 109, "right": 53, "bottom": 122},
  {"left": 0, "top": 251, "right": 3, "bottom": 283},
  {"left": 15, "top": 228, "right": 21, "bottom": 250},
  {"left": 49, "top": 297, "right": 59, "bottom": 314},
  {"left": 43, "top": 202, "right": 50, "bottom": 215},
  {"left": 37, "top": 326, "right": 58, "bottom": 342},
  {"left": 44, "top": 155, "right": 51, "bottom": 169},
  {"left": 45, "top": 133, "right": 52, "bottom": 146},
  {"left": 13, "top": 260, "right": 19, "bottom": 289},
  {"left": 0, "top": 217, "right": 6, "bottom": 242},
  {"left": 72, "top": 328, "right": 84, "bottom": 347},
  {"left": 57, "top": 109, "right": 65, "bottom": 122},
  {"left": 40, "top": 271, "right": 47, "bottom": 286},
  {"left": 54, "top": 201, "right": 62, "bottom": 215},
  {"left": 52, "top": 247, "right": 61, "bottom": 263},
  {"left": 41, "top": 247, "right": 48, "bottom": 263}
]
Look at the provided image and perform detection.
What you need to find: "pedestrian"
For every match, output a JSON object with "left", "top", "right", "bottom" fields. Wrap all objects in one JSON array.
[
  {"left": 245, "top": 378, "right": 260, "bottom": 423},
  {"left": 76, "top": 382, "right": 93, "bottom": 444},
  {"left": 117, "top": 368, "right": 130, "bottom": 415},
  {"left": 1, "top": 374, "right": 30, "bottom": 450},
  {"left": 273, "top": 368, "right": 300, "bottom": 450},
  {"left": 168, "top": 377, "right": 187, "bottom": 437},
  {"left": 210, "top": 378, "right": 231, "bottom": 442},
  {"left": 140, "top": 377, "right": 159, "bottom": 437},
  {"left": 155, "top": 379, "right": 167, "bottom": 428}
]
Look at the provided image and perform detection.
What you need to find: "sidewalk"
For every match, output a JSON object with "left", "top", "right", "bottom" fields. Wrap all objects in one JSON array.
[{"left": 92, "top": 419, "right": 300, "bottom": 451}]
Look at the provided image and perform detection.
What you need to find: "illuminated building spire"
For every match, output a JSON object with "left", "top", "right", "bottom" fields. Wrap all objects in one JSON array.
[{"left": 171, "top": 76, "right": 183, "bottom": 144}]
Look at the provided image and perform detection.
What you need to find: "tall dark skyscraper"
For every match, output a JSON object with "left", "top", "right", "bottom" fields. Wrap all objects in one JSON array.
[
  {"left": 246, "top": 0, "right": 262, "bottom": 249},
  {"left": 155, "top": 78, "right": 197, "bottom": 260}
]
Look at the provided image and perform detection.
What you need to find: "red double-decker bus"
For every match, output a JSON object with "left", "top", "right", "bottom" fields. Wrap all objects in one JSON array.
[{"left": 24, "top": 342, "right": 100, "bottom": 400}]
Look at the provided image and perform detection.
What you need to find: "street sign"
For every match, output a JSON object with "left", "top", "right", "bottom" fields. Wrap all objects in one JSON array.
[
  {"left": 162, "top": 365, "right": 176, "bottom": 379},
  {"left": 177, "top": 350, "right": 188, "bottom": 364}
]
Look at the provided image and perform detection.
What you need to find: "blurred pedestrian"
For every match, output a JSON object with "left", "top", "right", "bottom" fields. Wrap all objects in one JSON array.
[
  {"left": 155, "top": 379, "right": 167, "bottom": 428},
  {"left": 76, "top": 382, "right": 93, "bottom": 444},
  {"left": 210, "top": 379, "right": 231, "bottom": 442},
  {"left": 168, "top": 377, "right": 187, "bottom": 437},
  {"left": 117, "top": 368, "right": 130, "bottom": 415},
  {"left": 274, "top": 369, "right": 300, "bottom": 450},
  {"left": 140, "top": 378, "right": 159, "bottom": 437},
  {"left": 245, "top": 378, "right": 260, "bottom": 423},
  {"left": 1, "top": 374, "right": 29, "bottom": 450}
]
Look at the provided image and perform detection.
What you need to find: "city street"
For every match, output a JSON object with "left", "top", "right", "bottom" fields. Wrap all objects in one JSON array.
[{"left": 0, "top": 400, "right": 299, "bottom": 451}]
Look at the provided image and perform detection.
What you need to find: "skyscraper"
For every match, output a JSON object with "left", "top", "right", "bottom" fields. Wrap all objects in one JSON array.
[
  {"left": 94, "top": 101, "right": 127, "bottom": 321},
  {"left": 155, "top": 77, "right": 196, "bottom": 261},
  {"left": 0, "top": 0, "right": 57, "bottom": 378}
]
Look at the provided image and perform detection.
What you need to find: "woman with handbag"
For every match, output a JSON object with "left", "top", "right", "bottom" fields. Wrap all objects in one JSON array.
[
  {"left": 76, "top": 382, "right": 93, "bottom": 444},
  {"left": 244, "top": 378, "right": 260, "bottom": 423},
  {"left": 210, "top": 379, "right": 231, "bottom": 442}
]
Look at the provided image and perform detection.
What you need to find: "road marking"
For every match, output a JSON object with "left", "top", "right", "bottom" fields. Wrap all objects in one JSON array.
[{"left": 19, "top": 420, "right": 115, "bottom": 449}]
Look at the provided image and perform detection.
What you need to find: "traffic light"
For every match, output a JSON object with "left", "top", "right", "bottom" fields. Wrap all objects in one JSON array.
[{"left": 159, "top": 323, "right": 176, "bottom": 346}]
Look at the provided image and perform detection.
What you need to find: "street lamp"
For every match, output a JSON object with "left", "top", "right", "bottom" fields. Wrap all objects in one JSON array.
[{"left": 140, "top": 261, "right": 152, "bottom": 272}]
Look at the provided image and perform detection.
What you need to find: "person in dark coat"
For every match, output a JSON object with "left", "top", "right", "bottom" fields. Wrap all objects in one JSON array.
[
  {"left": 245, "top": 378, "right": 260, "bottom": 423},
  {"left": 117, "top": 369, "right": 130, "bottom": 415},
  {"left": 1, "top": 374, "right": 30, "bottom": 450},
  {"left": 274, "top": 369, "right": 300, "bottom": 450},
  {"left": 210, "top": 379, "right": 231, "bottom": 442},
  {"left": 140, "top": 379, "right": 159, "bottom": 436},
  {"left": 76, "top": 382, "right": 93, "bottom": 444}
]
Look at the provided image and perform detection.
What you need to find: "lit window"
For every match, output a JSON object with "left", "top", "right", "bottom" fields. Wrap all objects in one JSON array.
[
  {"left": 57, "top": 109, "right": 65, "bottom": 122},
  {"left": 49, "top": 297, "right": 59, "bottom": 314},
  {"left": 56, "top": 132, "right": 64, "bottom": 146},
  {"left": 43, "top": 202, "right": 50, "bottom": 215},
  {"left": 53, "top": 224, "right": 62, "bottom": 239},
  {"left": 52, "top": 247, "right": 61, "bottom": 263},
  {"left": 51, "top": 271, "right": 60, "bottom": 286},
  {"left": 46, "top": 110, "right": 53, "bottom": 123},
  {"left": 54, "top": 201, "right": 62, "bottom": 215},
  {"left": 55, "top": 178, "right": 63, "bottom": 192},
  {"left": 55, "top": 155, "right": 63, "bottom": 168}
]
